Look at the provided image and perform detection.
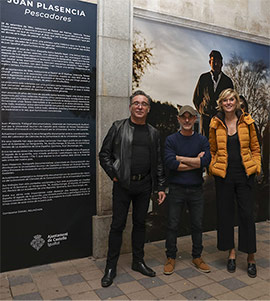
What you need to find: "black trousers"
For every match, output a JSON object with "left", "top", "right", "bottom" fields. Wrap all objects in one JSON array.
[
  {"left": 106, "top": 178, "right": 152, "bottom": 269},
  {"left": 215, "top": 175, "right": 256, "bottom": 254}
]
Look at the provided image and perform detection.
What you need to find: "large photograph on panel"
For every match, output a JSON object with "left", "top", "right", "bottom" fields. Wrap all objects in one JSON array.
[
  {"left": 0, "top": 0, "right": 96, "bottom": 271},
  {"left": 133, "top": 17, "right": 270, "bottom": 242}
]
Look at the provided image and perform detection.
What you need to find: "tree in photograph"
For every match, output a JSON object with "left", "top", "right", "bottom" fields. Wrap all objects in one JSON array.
[
  {"left": 133, "top": 31, "right": 154, "bottom": 89},
  {"left": 224, "top": 55, "right": 270, "bottom": 139}
]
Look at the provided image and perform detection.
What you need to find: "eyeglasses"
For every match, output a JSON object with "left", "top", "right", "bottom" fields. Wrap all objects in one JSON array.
[{"left": 131, "top": 101, "right": 149, "bottom": 107}]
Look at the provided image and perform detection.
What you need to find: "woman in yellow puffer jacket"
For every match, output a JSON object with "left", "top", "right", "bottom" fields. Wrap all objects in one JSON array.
[{"left": 209, "top": 88, "right": 261, "bottom": 278}]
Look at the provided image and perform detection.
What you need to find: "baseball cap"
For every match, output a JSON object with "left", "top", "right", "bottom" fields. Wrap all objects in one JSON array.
[{"left": 178, "top": 105, "right": 197, "bottom": 116}]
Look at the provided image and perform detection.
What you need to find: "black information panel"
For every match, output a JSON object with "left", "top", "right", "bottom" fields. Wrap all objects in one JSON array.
[{"left": 0, "top": 0, "right": 96, "bottom": 272}]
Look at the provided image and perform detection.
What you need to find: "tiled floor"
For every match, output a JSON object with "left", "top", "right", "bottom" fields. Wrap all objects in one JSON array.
[{"left": 1, "top": 221, "right": 269, "bottom": 300}]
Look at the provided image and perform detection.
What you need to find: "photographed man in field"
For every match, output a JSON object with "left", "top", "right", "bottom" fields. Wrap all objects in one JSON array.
[
  {"left": 163, "top": 105, "right": 211, "bottom": 275},
  {"left": 193, "top": 50, "right": 234, "bottom": 138},
  {"left": 99, "top": 90, "right": 166, "bottom": 287}
]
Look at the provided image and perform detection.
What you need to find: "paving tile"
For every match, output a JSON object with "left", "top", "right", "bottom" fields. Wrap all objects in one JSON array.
[
  {"left": 113, "top": 272, "right": 135, "bottom": 284},
  {"left": 216, "top": 291, "right": 245, "bottom": 300},
  {"left": 250, "top": 281, "right": 270, "bottom": 296},
  {"left": 208, "top": 258, "right": 225, "bottom": 269},
  {"left": 30, "top": 269, "right": 57, "bottom": 280},
  {"left": 117, "top": 280, "right": 145, "bottom": 294},
  {"left": 262, "top": 240, "right": 270, "bottom": 244},
  {"left": 138, "top": 276, "right": 165, "bottom": 289},
  {"left": 152, "top": 264, "right": 166, "bottom": 276},
  {"left": 168, "top": 279, "right": 196, "bottom": 293},
  {"left": 152, "top": 241, "right": 165, "bottom": 249},
  {"left": 206, "top": 269, "right": 231, "bottom": 281},
  {"left": 175, "top": 267, "right": 201, "bottom": 278},
  {"left": 110, "top": 295, "right": 129, "bottom": 300},
  {"left": 71, "top": 258, "right": 100, "bottom": 272},
  {"left": 87, "top": 278, "right": 102, "bottom": 290},
  {"left": 0, "top": 276, "right": 9, "bottom": 288},
  {"left": 158, "top": 273, "right": 183, "bottom": 284},
  {"left": 39, "top": 286, "right": 68, "bottom": 300},
  {"left": 177, "top": 251, "right": 191, "bottom": 260},
  {"left": 236, "top": 273, "right": 261, "bottom": 285},
  {"left": 94, "top": 285, "right": 124, "bottom": 300},
  {"left": 256, "top": 258, "right": 270, "bottom": 268},
  {"left": 126, "top": 289, "right": 157, "bottom": 300},
  {"left": 93, "top": 260, "right": 106, "bottom": 270},
  {"left": 202, "top": 233, "right": 215, "bottom": 240},
  {"left": 234, "top": 284, "right": 266, "bottom": 299},
  {"left": 6, "top": 269, "right": 29, "bottom": 277},
  {"left": 128, "top": 269, "right": 149, "bottom": 280},
  {"left": 34, "top": 275, "right": 62, "bottom": 290},
  {"left": 59, "top": 273, "right": 85, "bottom": 286},
  {"left": 8, "top": 275, "right": 33, "bottom": 287},
  {"left": 203, "top": 245, "right": 218, "bottom": 253},
  {"left": 149, "top": 283, "right": 178, "bottom": 299},
  {"left": 64, "top": 282, "right": 92, "bottom": 295},
  {"left": 10, "top": 282, "right": 38, "bottom": 297},
  {"left": 81, "top": 269, "right": 103, "bottom": 281},
  {"left": 255, "top": 295, "right": 270, "bottom": 300},
  {"left": 181, "top": 287, "right": 213, "bottom": 300},
  {"left": 188, "top": 274, "right": 214, "bottom": 286},
  {"left": 0, "top": 293, "right": 13, "bottom": 300},
  {"left": 144, "top": 258, "right": 162, "bottom": 267},
  {"left": 256, "top": 229, "right": 269, "bottom": 235},
  {"left": 13, "top": 292, "right": 42, "bottom": 300},
  {"left": 201, "top": 282, "right": 229, "bottom": 296},
  {"left": 219, "top": 277, "right": 247, "bottom": 291},
  {"left": 52, "top": 264, "right": 78, "bottom": 277},
  {"left": 257, "top": 267, "right": 270, "bottom": 280},
  {"left": 54, "top": 296, "right": 71, "bottom": 300},
  {"left": 164, "top": 292, "right": 186, "bottom": 300},
  {"left": 29, "top": 265, "right": 52, "bottom": 274},
  {"left": 69, "top": 290, "right": 100, "bottom": 300}
]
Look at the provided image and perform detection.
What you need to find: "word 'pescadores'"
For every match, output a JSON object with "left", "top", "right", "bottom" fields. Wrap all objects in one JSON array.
[{"left": 24, "top": 9, "right": 72, "bottom": 22}]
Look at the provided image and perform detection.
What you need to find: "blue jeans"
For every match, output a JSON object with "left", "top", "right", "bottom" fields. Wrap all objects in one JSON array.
[{"left": 165, "top": 184, "right": 204, "bottom": 259}]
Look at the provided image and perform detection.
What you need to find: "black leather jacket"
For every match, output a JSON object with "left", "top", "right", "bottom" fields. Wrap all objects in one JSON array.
[{"left": 99, "top": 118, "right": 165, "bottom": 191}]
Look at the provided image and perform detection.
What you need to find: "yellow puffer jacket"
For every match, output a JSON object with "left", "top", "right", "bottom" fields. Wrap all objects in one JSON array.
[{"left": 209, "top": 110, "right": 261, "bottom": 178}]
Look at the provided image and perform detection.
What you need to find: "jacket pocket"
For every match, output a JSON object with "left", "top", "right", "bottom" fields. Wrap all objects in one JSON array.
[{"left": 112, "top": 159, "right": 120, "bottom": 179}]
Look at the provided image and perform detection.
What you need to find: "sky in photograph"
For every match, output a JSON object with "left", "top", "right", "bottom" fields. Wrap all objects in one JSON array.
[{"left": 134, "top": 17, "right": 270, "bottom": 107}]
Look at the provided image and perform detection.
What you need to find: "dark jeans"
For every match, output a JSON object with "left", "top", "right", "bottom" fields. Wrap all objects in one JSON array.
[
  {"left": 215, "top": 175, "right": 256, "bottom": 254},
  {"left": 165, "top": 184, "right": 204, "bottom": 259},
  {"left": 106, "top": 178, "right": 152, "bottom": 270}
]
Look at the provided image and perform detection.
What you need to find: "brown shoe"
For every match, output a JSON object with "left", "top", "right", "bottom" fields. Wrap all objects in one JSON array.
[
  {"left": 164, "top": 258, "right": 175, "bottom": 275},
  {"left": 192, "top": 257, "right": 211, "bottom": 273}
]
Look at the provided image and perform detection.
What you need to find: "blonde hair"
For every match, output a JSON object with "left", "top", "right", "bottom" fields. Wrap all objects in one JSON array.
[{"left": 216, "top": 88, "right": 241, "bottom": 112}]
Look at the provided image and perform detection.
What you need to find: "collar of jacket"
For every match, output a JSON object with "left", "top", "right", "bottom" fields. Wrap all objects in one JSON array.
[{"left": 210, "top": 109, "right": 254, "bottom": 129}]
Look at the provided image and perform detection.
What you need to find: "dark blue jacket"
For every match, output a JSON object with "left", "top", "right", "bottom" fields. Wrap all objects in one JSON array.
[{"left": 164, "top": 131, "right": 211, "bottom": 186}]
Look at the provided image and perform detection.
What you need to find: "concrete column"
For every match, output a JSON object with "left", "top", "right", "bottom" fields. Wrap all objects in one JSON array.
[{"left": 93, "top": 0, "right": 133, "bottom": 258}]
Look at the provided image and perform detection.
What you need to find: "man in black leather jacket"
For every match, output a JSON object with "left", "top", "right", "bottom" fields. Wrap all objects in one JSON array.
[{"left": 99, "top": 90, "right": 166, "bottom": 287}]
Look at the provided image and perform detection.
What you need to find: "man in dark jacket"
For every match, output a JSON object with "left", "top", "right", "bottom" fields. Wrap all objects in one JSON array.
[
  {"left": 193, "top": 50, "right": 234, "bottom": 138},
  {"left": 99, "top": 90, "right": 166, "bottom": 287},
  {"left": 163, "top": 105, "right": 211, "bottom": 275}
]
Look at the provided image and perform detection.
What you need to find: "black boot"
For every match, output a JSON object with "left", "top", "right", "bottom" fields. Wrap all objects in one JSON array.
[
  {"left": 101, "top": 268, "right": 116, "bottom": 287},
  {"left": 132, "top": 261, "right": 156, "bottom": 277}
]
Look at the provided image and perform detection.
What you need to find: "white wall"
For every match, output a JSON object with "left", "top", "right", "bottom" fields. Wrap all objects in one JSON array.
[{"left": 133, "top": 0, "right": 269, "bottom": 41}]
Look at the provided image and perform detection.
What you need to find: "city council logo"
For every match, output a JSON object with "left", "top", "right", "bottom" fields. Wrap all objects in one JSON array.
[{"left": 30, "top": 234, "right": 45, "bottom": 251}]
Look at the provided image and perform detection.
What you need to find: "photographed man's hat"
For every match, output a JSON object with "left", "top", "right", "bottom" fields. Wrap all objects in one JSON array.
[{"left": 178, "top": 105, "right": 197, "bottom": 116}]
